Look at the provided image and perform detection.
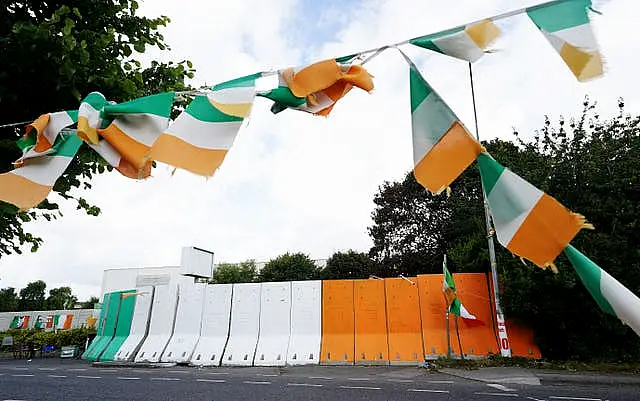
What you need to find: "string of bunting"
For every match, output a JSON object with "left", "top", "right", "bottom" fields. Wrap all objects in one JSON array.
[{"left": 1, "top": 0, "right": 638, "bottom": 335}]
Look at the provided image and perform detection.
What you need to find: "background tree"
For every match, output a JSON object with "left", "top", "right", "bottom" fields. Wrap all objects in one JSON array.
[
  {"left": 78, "top": 296, "right": 100, "bottom": 309},
  {"left": 367, "top": 99, "right": 640, "bottom": 361},
  {"left": 211, "top": 260, "right": 258, "bottom": 284},
  {"left": 259, "top": 253, "right": 319, "bottom": 282},
  {"left": 1, "top": 1, "right": 195, "bottom": 257},
  {"left": 17, "top": 280, "right": 46, "bottom": 311},
  {"left": 45, "top": 286, "right": 77, "bottom": 310},
  {"left": 320, "top": 250, "right": 378, "bottom": 280},
  {"left": 0, "top": 287, "right": 19, "bottom": 312}
]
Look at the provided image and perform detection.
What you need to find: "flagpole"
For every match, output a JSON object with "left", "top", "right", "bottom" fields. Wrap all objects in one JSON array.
[
  {"left": 468, "top": 61, "right": 512, "bottom": 358},
  {"left": 445, "top": 307, "right": 452, "bottom": 358},
  {"left": 454, "top": 315, "right": 464, "bottom": 360}
]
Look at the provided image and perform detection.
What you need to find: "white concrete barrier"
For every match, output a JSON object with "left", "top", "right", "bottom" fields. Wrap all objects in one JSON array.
[
  {"left": 134, "top": 283, "right": 179, "bottom": 363},
  {"left": 221, "top": 283, "right": 261, "bottom": 366},
  {"left": 254, "top": 282, "right": 291, "bottom": 366},
  {"left": 287, "top": 280, "right": 322, "bottom": 365},
  {"left": 114, "top": 286, "right": 154, "bottom": 361},
  {"left": 190, "top": 284, "right": 233, "bottom": 366},
  {"left": 161, "top": 279, "right": 206, "bottom": 363}
]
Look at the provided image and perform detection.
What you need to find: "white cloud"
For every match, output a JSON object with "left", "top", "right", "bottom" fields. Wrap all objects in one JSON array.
[{"left": 1, "top": 0, "right": 638, "bottom": 300}]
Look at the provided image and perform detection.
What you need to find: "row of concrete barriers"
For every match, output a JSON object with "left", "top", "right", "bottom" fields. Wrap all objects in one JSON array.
[{"left": 83, "top": 273, "right": 541, "bottom": 366}]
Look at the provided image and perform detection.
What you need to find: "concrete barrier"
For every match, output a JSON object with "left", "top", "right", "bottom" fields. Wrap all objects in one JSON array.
[
  {"left": 222, "top": 283, "right": 261, "bottom": 366},
  {"left": 254, "top": 282, "right": 291, "bottom": 366},
  {"left": 98, "top": 290, "right": 137, "bottom": 361},
  {"left": 385, "top": 277, "right": 424, "bottom": 364},
  {"left": 134, "top": 283, "right": 179, "bottom": 363},
  {"left": 191, "top": 284, "right": 233, "bottom": 366},
  {"left": 287, "top": 280, "right": 321, "bottom": 365},
  {"left": 114, "top": 286, "right": 154, "bottom": 361},
  {"left": 320, "top": 280, "right": 355, "bottom": 365},
  {"left": 354, "top": 279, "right": 389, "bottom": 365}
]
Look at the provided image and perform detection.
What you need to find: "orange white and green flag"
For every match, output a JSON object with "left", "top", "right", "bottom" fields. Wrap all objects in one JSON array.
[
  {"left": 478, "top": 153, "right": 592, "bottom": 270},
  {"left": 54, "top": 314, "right": 74, "bottom": 330},
  {"left": 0, "top": 133, "right": 82, "bottom": 210},
  {"left": 149, "top": 73, "right": 259, "bottom": 176},
  {"left": 404, "top": 54, "right": 482, "bottom": 194},
  {"left": 17, "top": 110, "right": 78, "bottom": 162}
]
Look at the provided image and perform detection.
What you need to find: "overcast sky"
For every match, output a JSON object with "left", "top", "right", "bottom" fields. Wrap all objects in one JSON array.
[{"left": 0, "top": 0, "right": 636, "bottom": 300}]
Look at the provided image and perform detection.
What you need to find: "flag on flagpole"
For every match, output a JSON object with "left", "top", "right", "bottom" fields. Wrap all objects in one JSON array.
[
  {"left": 402, "top": 52, "right": 483, "bottom": 194},
  {"left": 0, "top": 133, "right": 83, "bottom": 210},
  {"left": 527, "top": 0, "right": 603, "bottom": 82},
  {"left": 410, "top": 18, "right": 501, "bottom": 62},
  {"left": 443, "top": 256, "right": 482, "bottom": 324},
  {"left": 477, "top": 153, "right": 592, "bottom": 270},
  {"left": 564, "top": 245, "right": 640, "bottom": 337},
  {"left": 148, "top": 73, "right": 259, "bottom": 176}
]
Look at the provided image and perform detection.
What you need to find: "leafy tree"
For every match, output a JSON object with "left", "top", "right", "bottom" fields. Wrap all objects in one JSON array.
[
  {"left": 321, "top": 250, "right": 379, "bottom": 280},
  {"left": 0, "top": 287, "right": 19, "bottom": 312},
  {"left": 45, "top": 286, "right": 77, "bottom": 310},
  {"left": 367, "top": 99, "right": 640, "bottom": 361},
  {"left": 78, "top": 296, "right": 100, "bottom": 309},
  {"left": 18, "top": 280, "right": 46, "bottom": 311},
  {"left": 211, "top": 260, "right": 258, "bottom": 284},
  {"left": 259, "top": 253, "right": 320, "bottom": 282},
  {"left": 1, "top": 1, "right": 194, "bottom": 257}
]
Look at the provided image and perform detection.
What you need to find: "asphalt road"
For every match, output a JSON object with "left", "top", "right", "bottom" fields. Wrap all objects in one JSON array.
[{"left": 0, "top": 359, "right": 638, "bottom": 401}]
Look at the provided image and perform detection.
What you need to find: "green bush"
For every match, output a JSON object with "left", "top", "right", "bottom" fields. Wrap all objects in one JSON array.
[{"left": 0, "top": 328, "right": 96, "bottom": 349}]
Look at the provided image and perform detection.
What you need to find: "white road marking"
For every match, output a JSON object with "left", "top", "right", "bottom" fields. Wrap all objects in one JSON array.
[
  {"left": 0, "top": 373, "right": 4, "bottom": 376},
  {"left": 150, "top": 377, "right": 180, "bottom": 381},
  {"left": 347, "top": 377, "right": 371, "bottom": 381},
  {"left": 288, "top": 383, "right": 323, "bottom": 387},
  {"left": 549, "top": 397, "right": 601, "bottom": 401},
  {"left": 77, "top": 376, "right": 101, "bottom": 379},
  {"left": 99, "top": 369, "right": 118, "bottom": 373},
  {"left": 196, "top": 379, "right": 226, "bottom": 383},
  {"left": 487, "top": 383, "right": 518, "bottom": 392},
  {"left": 207, "top": 372, "right": 230, "bottom": 375},
  {"left": 243, "top": 381, "right": 271, "bottom": 385},
  {"left": 48, "top": 375, "right": 67, "bottom": 378},
  {"left": 408, "top": 389, "right": 450, "bottom": 393},
  {"left": 527, "top": 397, "right": 546, "bottom": 401},
  {"left": 428, "top": 380, "right": 455, "bottom": 384},
  {"left": 12, "top": 368, "right": 28, "bottom": 371},
  {"left": 387, "top": 379, "right": 413, "bottom": 383},
  {"left": 68, "top": 368, "right": 87, "bottom": 372},
  {"left": 339, "top": 385, "right": 381, "bottom": 390},
  {"left": 256, "top": 374, "right": 279, "bottom": 377},
  {"left": 11, "top": 374, "right": 34, "bottom": 377},
  {"left": 37, "top": 368, "right": 56, "bottom": 371},
  {"left": 167, "top": 370, "right": 189, "bottom": 374},
  {"left": 308, "top": 376, "right": 333, "bottom": 380},
  {"left": 117, "top": 377, "right": 141, "bottom": 380},
  {"left": 475, "top": 392, "right": 519, "bottom": 397}
]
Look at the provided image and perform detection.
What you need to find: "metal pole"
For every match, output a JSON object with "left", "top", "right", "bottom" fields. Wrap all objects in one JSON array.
[
  {"left": 468, "top": 62, "right": 512, "bottom": 357},
  {"left": 446, "top": 308, "right": 452, "bottom": 358}
]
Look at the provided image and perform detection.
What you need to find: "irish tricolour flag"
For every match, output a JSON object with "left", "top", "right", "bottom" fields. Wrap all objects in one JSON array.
[
  {"left": 527, "top": 0, "right": 603, "bottom": 82},
  {"left": 0, "top": 133, "right": 82, "bottom": 210},
  {"left": 149, "top": 74, "right": 258, "bottom": 176},
  {"left": 410, "top": 19, "right": 501, "bottom": 62},
  {"left": 565, "top": 245, "right": 640, "bottom": 337},
  {"left": 443, "top": 257, "right": 481, "bottom": 324},
  {"left": 54, "top": 314, "right": 74, "bottom": 330},
  {"left": 478, "top": 153, "right": 591, "bottom": 270},
  {"left": 404, "top": 54, "right": 482, "bottom": 194},
  {"left": 17, "top": 111, "right": 78, "bottom": 161}
]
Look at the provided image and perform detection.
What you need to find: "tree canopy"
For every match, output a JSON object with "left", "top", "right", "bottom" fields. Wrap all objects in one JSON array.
[
  {"left": 259, "top": 253, "right": 320, "bottom": 282},
  {"left": 1, "top": 0, "right": 194, "bottom": 257},
  {"left": 366, "top": 99, "right": 640, "bottom": 361},
  {"left": 0, "top": 281, "right": 93, "bottom": 312},
  {"left": 211, "top": 260, "right": 258, "bottom": 284}
]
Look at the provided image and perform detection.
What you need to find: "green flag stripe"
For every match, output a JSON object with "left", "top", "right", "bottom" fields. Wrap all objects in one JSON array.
[
  {"left": 335, "top": 54, "right": 359, "bottom": 63},
  {"left": 185, "top": 95, "right": 243, "bottom": 123},
  {"left": 564, "top": 245, "right": 615, "bottom": 315},
  {"left": 258, "top": 86, "right": 306, "bottom": 108},
  {"left": 410, "top": 25, "right": 465, "bottom": 49},
  {"left": 450, "top": 298, "right": 462, "bottom": 315},
  {"left": 409, "top": 65, "right": 433, "bottom": 112},
  {"left": 213, "top": 72, "right": 262, "bottom": 91},
  {"left": 52, "top": 134, "right": 83, "bottom": 158},
  {"left": 66, "top": 110, "right": 79, "bottom": 122},
  {"left": 527, "top": 0, "right": 591, "bottom": 33},
  {"left": 102, "top": 92, "right": 174, "bottom": 118},
  {"left": 477, "top": 153, "right": 505, "bottom": 195},
  {"left": 82, "top": 92, "right": 108, "bottom": 109}
]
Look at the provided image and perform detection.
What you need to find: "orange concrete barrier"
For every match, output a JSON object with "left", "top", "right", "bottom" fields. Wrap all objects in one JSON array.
[
  {"left": 320, "top": 280, "right": 355, "bottom": 364},
  {"left": 384, "top": 277, "right": 424, "bottom": 364},
  {"left": 354, "top": 279, "right": 389, "bottom": 365},
  {"left": 417, "top": 274, "right": 450, "bottom": 358},
  {"left": 452, "top": 273, "right": 499, "bottom": 357},
  {"left": 506, "top": 319, "right": 542, "bottom": 358}
]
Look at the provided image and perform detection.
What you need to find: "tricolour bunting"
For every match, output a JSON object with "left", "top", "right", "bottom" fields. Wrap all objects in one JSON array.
[
  {"left": 443, "top": 257, "right": 480, "bottom": 323},
  {"left": 54, "top": 314, "right": 74, "bottom": 330},
  {"left": 148, "top": 74, "right": 258, "bottom": 176},
  {"left": 564, "top": 245, "right": 640, "bottom": 337},
  {"left": 77, "top": 92, "right": 110, "bottom": 145},
  {"left": 406, "top": 57, "right": 483, "bottom": 194},
  {"left": 17, "top": 110, "right": 78, "bottom": 162},
  {"left": 10, "top": 316, "right": 30, "bottom": 329},
  {"left": 259, "top": 59, "right": 373, "bottom": 116},
  {"left": 527, "top": 0, "right": 603, "bottom": 82},
  {"left": 0, "top": 133, "right": 83, "bottom": 210},
  {"left": 410, "top": 19, "right": 501, "bottom": 62},
  {"left": 96, "top": 92, "right": 175, "bottom": 176},
  {"left": 478, "top": 153, "right": 592, "bottom": 270}
]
